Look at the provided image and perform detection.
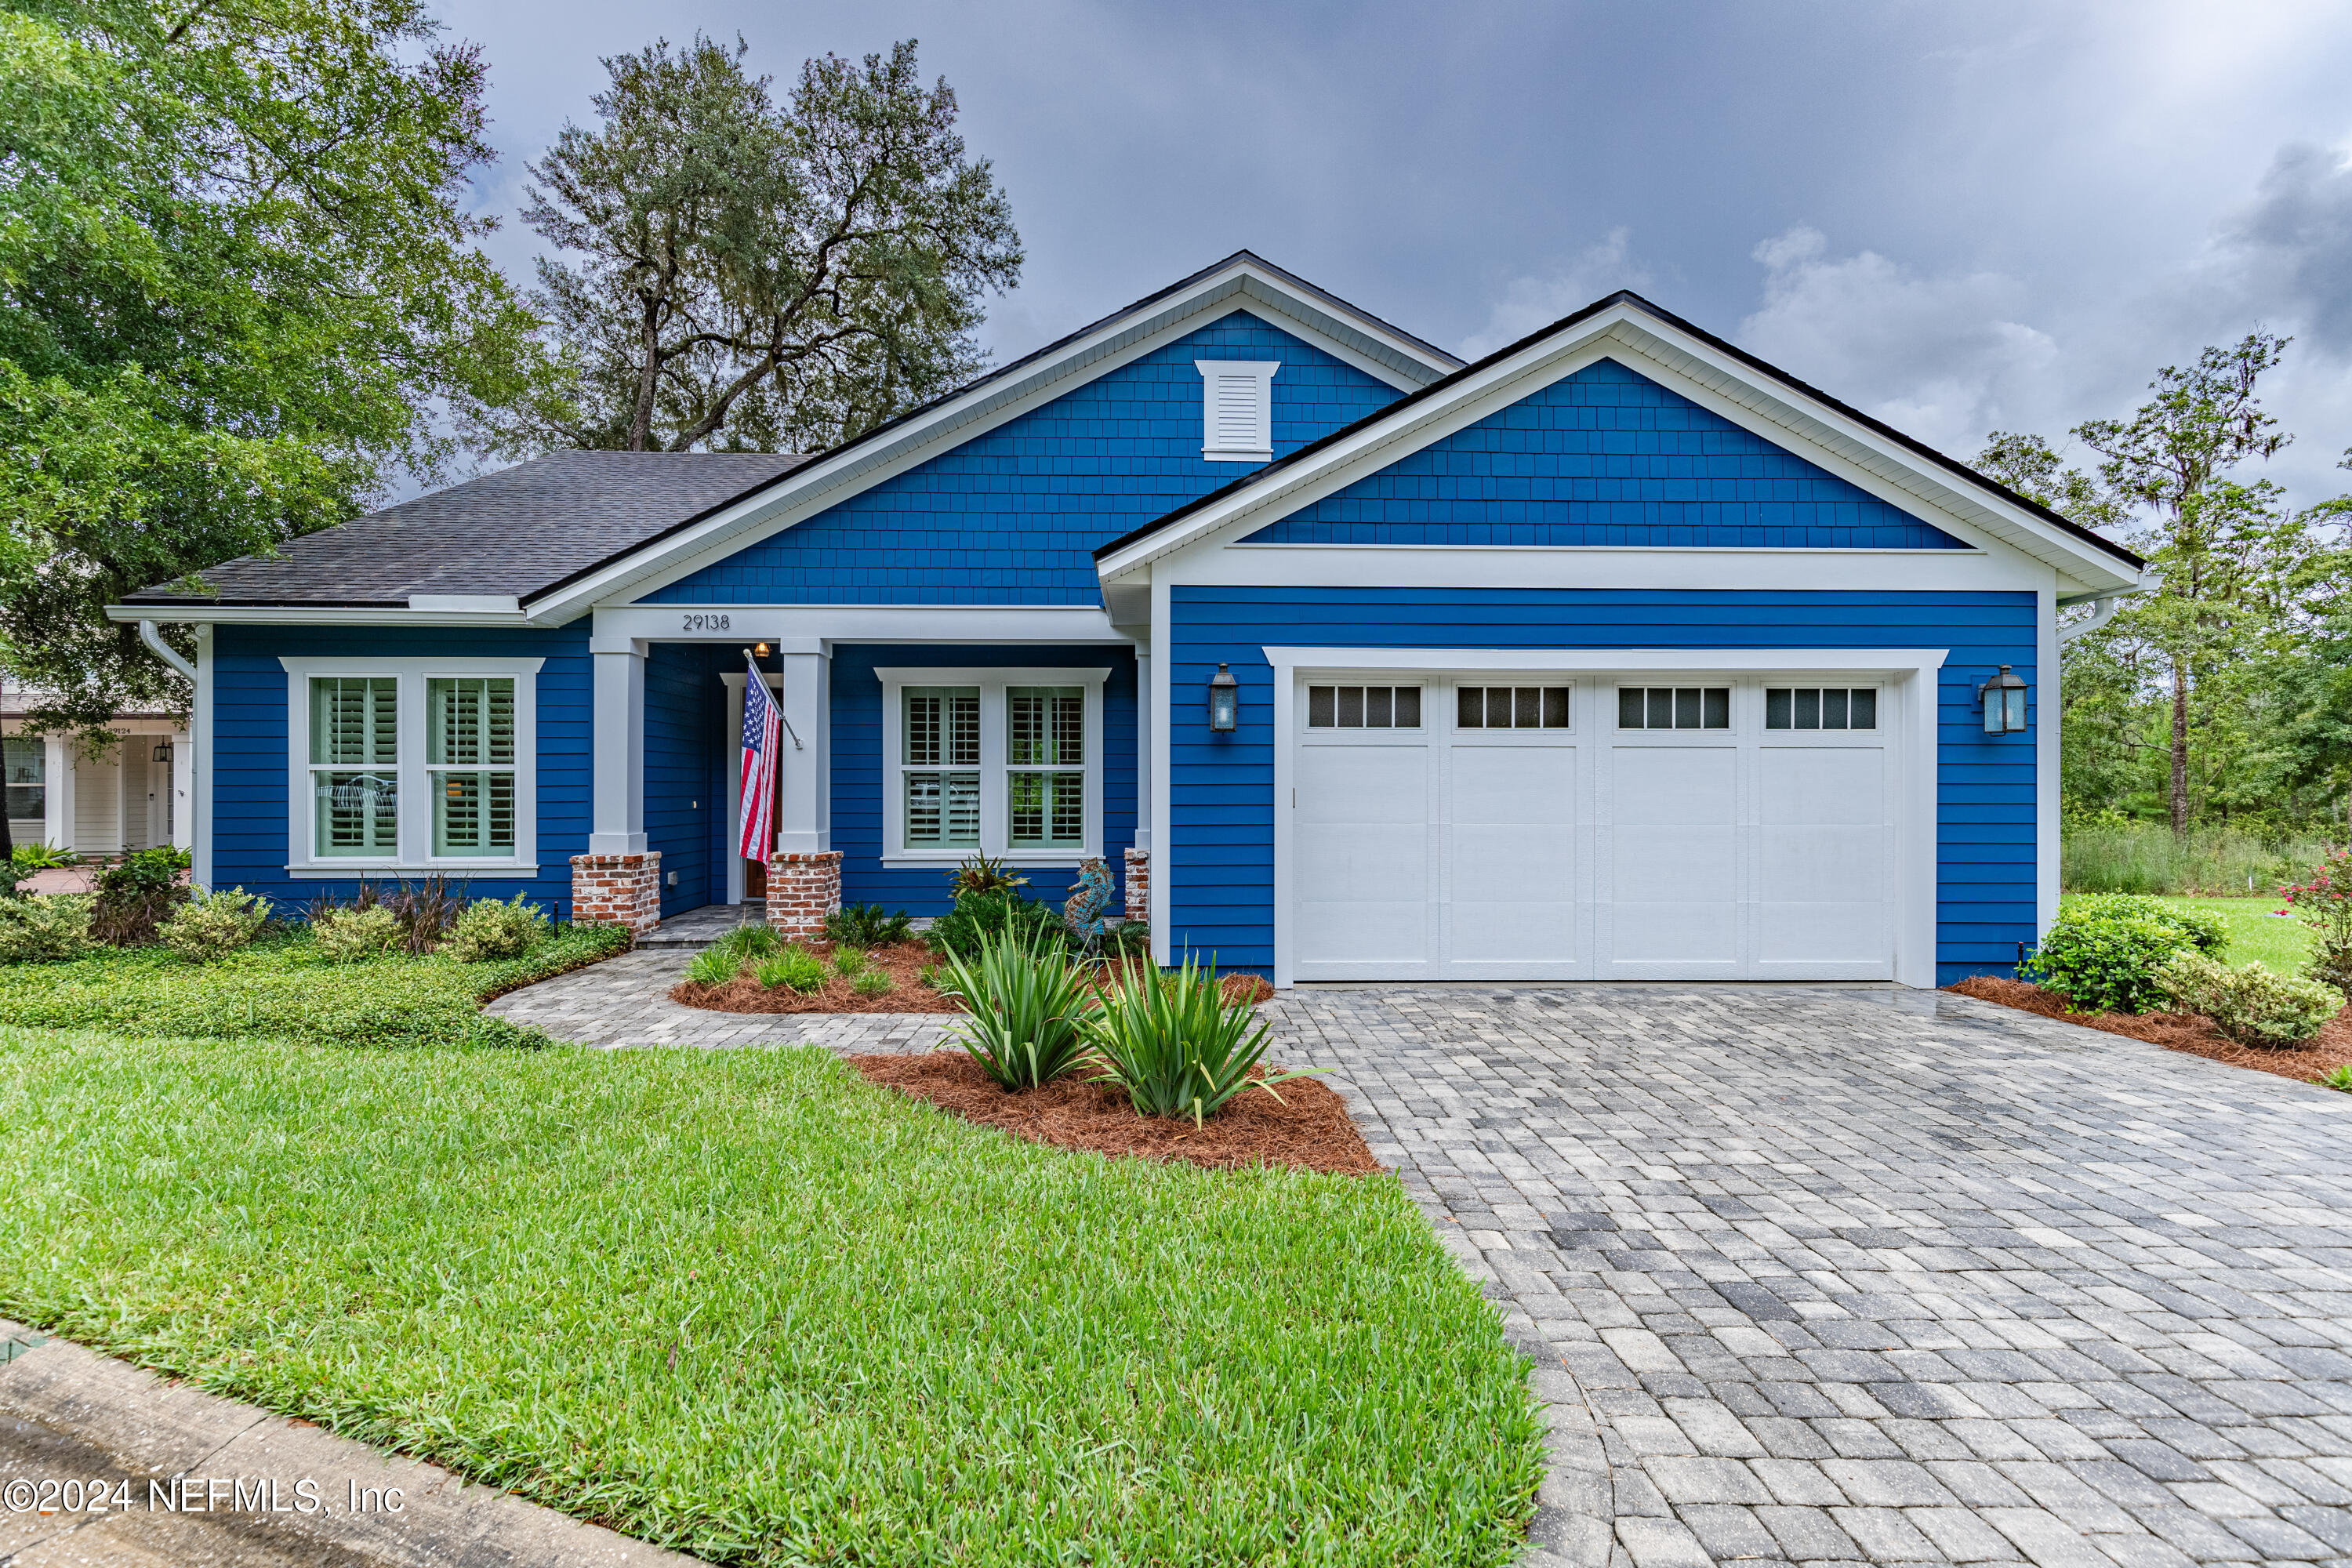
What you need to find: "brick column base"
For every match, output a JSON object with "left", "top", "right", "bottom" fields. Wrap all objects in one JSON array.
[
  {"left": 570, "top": 851, "right": 662, "bottom": 935},
  {"left": 767, "top": 851, "right": 842, "bottom": 940},
  {"left": 1123, "top": 848, "right": 1150, "bottom": 925}
]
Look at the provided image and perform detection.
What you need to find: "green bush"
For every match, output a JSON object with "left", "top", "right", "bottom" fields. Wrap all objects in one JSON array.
[
  {"left": 2320, "top": 1065, "right": 2352, "bottom": 1093},
  {"left": 0, "top": 924, "right": 630, "bottom": 1047},
  {"left": 830, "top": 946, "right": 868, "bottom": 978},
  {"left": 851, "top": 969, "right": 894, "bottom": 998},
  {"left": 442, "top": 894, "right": 550, "bottom": 964},
  {"left": 710, "top": 924, "right": 781, "bottom": 964},
  {"left": 924, "top": 889, "right": 1064, "bottom": 961},
  {"left": 2063, "top": 893, "right": 2227, "bottom": 954},
  {"left": 938, "top": 931, "right": 1099, "bottom": 1090},
  {"left": 2282, "top": 847, "right": 2352, "bottom": 993},
  {"left": 754, "top": 948, "right": 828, "bottom": 993},
  {"left": 8, "top": 842, "right": 76, "bottom": 878},
  {"left": 2154, "top": 952, "right": 2344, "bottom": 1047},
  {"left": 0, "top": 895, "right": 93, "bottom": 962},
  {"left": 684, "top": 947, "right": 740, "bottom": 987},
  {"left": 158, "top": 887, "right": 270, "bottom": 963},
  {"left": 90, "top": 845, "right": 191, "bottom": 945},
  {"left": 2024, "top": 908, "right": 2201, "bottom": 1014},
  {"left": 314, "top": 905, "right": 403, "bottom": 964},
  {"left": 825, "top": 903, "right": 913, "bottom": 948},
  {"left": 1088, "top": 955, "right": 1319, "bottom": 1126}
]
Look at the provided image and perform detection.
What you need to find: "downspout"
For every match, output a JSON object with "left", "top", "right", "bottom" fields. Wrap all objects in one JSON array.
[
  {"left": 137, "top": 619, "right": 196, "bottom": 683},
  {"left": 2056, "top": 593, "right": 2122, "bottom": 647}
]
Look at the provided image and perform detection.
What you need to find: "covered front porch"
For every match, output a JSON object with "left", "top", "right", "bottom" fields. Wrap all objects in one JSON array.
[{"left": 568, "top": 612, "right": 1149, "bottom": 938}]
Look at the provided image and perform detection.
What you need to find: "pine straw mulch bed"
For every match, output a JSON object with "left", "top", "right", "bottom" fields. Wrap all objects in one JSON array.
[
  {"left": 1947, "top": 974, "right": 2352, "bottom": 1087},
  {"left": 848, "top": 1050, "right": 1378, "bottom": 1174},
  {"left": 672, "top": 940, "right": 1280, "bottom": 1017}
]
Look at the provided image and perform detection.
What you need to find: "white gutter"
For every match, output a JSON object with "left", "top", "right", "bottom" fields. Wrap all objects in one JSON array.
[
  {"left": 2056, "top": 593, "right": 2126, "bottom": 647},
  {"left": 137, "top": 619, "right": 196, "bottom": 682}
]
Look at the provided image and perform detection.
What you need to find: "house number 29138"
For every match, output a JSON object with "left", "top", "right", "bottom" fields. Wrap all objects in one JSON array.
[{"left": 680, "top": 614, "right": 731, "bottom": 632}]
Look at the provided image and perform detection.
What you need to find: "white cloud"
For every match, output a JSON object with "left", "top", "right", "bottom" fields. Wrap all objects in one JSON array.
[
  {"left": 1459, "top": 229, "right": 1652, "bottom": 360},
  {"left": 1734, "top": 227, "right": 2061, "bottom": 460}
]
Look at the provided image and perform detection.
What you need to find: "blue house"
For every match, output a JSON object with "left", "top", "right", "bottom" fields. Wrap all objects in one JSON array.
[{"left": 114, "top": 253, "right": 2143, "bottom": 986}]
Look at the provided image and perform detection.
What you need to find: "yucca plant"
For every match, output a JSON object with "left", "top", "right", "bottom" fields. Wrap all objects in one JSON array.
[
  {"left": 684, "top": 947, "right": 741, "bottom": 987},
  {"left": 938, "top": 930, "right": 1100, "bottom": 1090},
  {"left": 754, "top": 947, "right": 828, "bottom": 993},
  {"left": 1089, "top": 956, "right": 1318, "bottom": 1127}
]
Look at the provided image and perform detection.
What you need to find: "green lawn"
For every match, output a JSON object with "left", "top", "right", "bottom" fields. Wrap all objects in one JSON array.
[
  {"left": 0, "top": 1026, "right": 1542, "bottom": 1566},
  {"left": 2152, "top": 895, "right": 2315, "bottom": 976}
]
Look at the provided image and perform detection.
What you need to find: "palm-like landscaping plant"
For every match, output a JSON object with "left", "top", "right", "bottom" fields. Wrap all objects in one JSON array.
[
  {"left": 1088, "top": 956, "right": 1316, "bottom": 1127},
  {"left": 937, "top": 931, "right": 1100, "bottom": 1090}
]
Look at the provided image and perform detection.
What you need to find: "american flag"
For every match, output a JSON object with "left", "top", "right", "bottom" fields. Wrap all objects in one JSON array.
[{"left": 739, "top": 657, "right": 780, "bottom": 860}]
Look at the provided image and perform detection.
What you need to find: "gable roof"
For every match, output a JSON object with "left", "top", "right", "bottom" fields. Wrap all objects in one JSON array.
[
  {"left": 1094, "top": 290, "right": 2146, "bottom": 591},
  {"left": 122, "top": 452, "right": 809, "bottom": 610},
  {"left": 113, "top": 252, "right": 1460, "bottom": 620}
]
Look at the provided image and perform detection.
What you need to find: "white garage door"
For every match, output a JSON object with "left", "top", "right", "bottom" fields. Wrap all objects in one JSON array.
[{"left": 1292, "top": 676, "right": 1898, "bottom": 982}]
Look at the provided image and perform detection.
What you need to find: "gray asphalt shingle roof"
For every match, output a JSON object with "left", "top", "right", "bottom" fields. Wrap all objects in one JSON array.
[{"left": 124, "top": 452, "right": 808, "bottom": 608}]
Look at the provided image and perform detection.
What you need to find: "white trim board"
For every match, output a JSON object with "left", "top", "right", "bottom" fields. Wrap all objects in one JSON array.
[
  {"left": 1180, "top": 546, "right": 2051, "bottom": 594},
  {"left": 1097, "top": 303, "right": 2144, "bottom": 597},
  {"left": 590, "top": 604, "right": 1128, "bottom": 648},
  {"left": 873, "top": 666, "right": 1109, "bottom": 869},
  {"left": 1261, "top": 647, "right": 1945, "bottom": 991},
  {"left": 277, "top": 655, "right": 545, "bottom": 877}
]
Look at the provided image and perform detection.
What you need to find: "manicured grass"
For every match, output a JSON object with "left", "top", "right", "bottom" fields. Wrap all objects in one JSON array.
[
  {"left": 2154, "top": 896, "right": 2315, "bottom": 977},
  {"left": 0, "top": 924, "right": 629, "bottom": 1047},
  {"left": 0, "top": 1030, "right": 1543, "bottom": 1566}
]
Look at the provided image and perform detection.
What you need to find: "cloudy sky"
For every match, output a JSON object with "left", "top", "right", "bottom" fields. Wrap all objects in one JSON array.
[{"left": 435, "top": 0, "right": 2352, "bottom": 511}]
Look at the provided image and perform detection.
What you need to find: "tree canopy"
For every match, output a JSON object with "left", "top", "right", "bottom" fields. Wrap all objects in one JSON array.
[
  {"left": 479, "top": 35, "right": 1023, "bottom": 456},
  {"left": 0, "top": 0, "right": 548, "bottom": 739}
]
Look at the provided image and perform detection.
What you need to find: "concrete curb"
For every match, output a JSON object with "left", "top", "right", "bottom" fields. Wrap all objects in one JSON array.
[{"left": 0, "top": 1319, "right": 702, "bottom": 1567}]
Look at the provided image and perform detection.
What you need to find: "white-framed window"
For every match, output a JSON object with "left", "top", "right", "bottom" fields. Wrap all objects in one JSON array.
[
  {"left": 1766, "top": 687, "right": 1878, "bottom": 731},
  {"left": 280, "top": 657, "right": 541, "bottom": 875},
  {"left": 1306, "top": 684, "right": 1423, "bottom": 730},
  {"left": 3, "top": 735, "right": 46, "bottom": 832},
  {"left": 1195, "top": 359, "right": 1279, "bottom": 462},
  {"left": 1617, "top": 685, "right": 1731, "bottom": 731},
  {"left": 1457, "top": 684, "right": 1572, "bottom": 730},
  {"left": 877, "top": 666, "right": 1108, "bottom": 865}
]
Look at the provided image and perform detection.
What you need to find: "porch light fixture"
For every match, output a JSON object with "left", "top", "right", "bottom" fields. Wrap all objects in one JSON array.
[
  {"left": 753, "top": 641, "right": 770, "bottom": 657},
  {"left": 1976, "top": 665, "right": 2028, "bottom": 734},
  {"left": 1207, "top": 662, "right": 1239, "bottom": 731},
  {"left": 151, "top": 740, "right": 172, "bottom": 764}
]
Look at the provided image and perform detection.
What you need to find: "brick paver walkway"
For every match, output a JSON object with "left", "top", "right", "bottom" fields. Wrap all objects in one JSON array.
[
  {"left": 1274, "top": 986, "right": 2352, "bottom": 1568},
  {"left": 487, "top": 953, "right": 2352, "bottom": 1568}
]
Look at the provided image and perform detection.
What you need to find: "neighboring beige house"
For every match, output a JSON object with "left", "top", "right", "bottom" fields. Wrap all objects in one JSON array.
[{"left": 3, "top": 684, "right": 191, "bottom": 858}]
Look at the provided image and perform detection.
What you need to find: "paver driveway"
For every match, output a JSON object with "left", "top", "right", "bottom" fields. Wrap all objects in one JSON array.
[{"left": 1269, "top": 985, "right": 2352, "bottom": 1568}]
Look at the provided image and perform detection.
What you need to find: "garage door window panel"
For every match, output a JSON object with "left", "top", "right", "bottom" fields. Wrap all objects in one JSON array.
[
  {"left": 1307, "top": 684, "right": 1421, "bottom": 730},
  {"left": 1766, "top": 687, "right": 1878, "bottom": 731},
  {"left": 1458, "top": 686, "right": 1571, "bottom": 729},
  {"left": 1619, "top": 687, "right": 1730, "bottom": 730}
]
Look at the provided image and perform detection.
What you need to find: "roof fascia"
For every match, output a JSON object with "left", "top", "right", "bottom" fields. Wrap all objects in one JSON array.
[
  {"left": 107, "top": 603, "right": 535, "bottom": 628},
  {"left": 521, "top": 260, "right": 1459, "bottom": 625},
  {"left": 1098, "top": 303, "right": 2143, "bottom": 597}
]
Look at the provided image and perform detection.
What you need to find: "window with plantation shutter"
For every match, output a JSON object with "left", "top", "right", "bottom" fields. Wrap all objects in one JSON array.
[
  {"left": 880, "top": 666, "right": 1108, "bottom": 863},
  {"left": 308, "top": 676, "right": 398, "bottom": 857},
  {"left": 1194, "top": 360, "right": 1278, "bottom": 461},
  {"left": 428, "top": 677, "right": 516, "bottom": 856}
]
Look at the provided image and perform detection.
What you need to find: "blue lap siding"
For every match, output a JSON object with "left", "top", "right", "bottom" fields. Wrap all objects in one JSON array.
[
  {"left": 1165, "top": 586, "right": 2036, "bottom": 985},
  {"left": 209, "top": 622, "right": 592, "bottom": 915},
  {"left": 644, "top": 312, "right": 1406, "bottom": 606},
  {"left": 829, "top": 644, "right": 1138, "bottom": 916},
  {"left": 1242, "top": 358, "right": 1968, "bottom": 550}
]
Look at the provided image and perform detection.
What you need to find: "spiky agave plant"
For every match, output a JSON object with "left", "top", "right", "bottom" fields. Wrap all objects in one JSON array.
[
  {"left": 937, "top": 928, "right": 1099, "bottom": 1090},
  {"left": 1089, "top": 956, "right": 1319, "bottom": 1127}
]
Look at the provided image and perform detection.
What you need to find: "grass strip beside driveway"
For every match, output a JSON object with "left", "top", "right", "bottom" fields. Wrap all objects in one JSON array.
[{"left": 0, "top": 1031, "right": 1542, "bottom": 1566}]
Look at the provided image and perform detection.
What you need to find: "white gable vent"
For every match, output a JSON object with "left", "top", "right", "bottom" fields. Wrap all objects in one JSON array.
[{"left": 1195, "top": 360, "right": 1279, "bottom": 462}]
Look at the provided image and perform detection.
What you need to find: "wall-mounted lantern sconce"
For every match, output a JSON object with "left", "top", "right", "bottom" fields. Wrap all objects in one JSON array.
[
  {"left": 753, "top": 641, "right": 770, "bottom": 658},
  {"left": 1976, "top": 665, "right": 2028, "bottom": 734},
  {"left": 1207, "top": 662, "right": 1239, "bottom": 731},
  {"left": 151, "top": 740, "right": 173, "bottom": 764}
]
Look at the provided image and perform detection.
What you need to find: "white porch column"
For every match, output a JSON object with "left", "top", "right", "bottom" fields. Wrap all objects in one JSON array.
[
  {"left": 191, "top": 626, "right": 212, "bottom": 884},
  {"left": 169, "top": 724, "right": 192, "bottom": 851},
  {"left": 589, "top": 638, "right": 647, "bottom": 854},
  {"left": 1131, "top": 645, "right": 1152, "bottom": 852},
  {"left": 42, "top": 734, "right": 69, "bottom": 851},
  {"left": 772, "top": 638, "right": 830, "bottom": 853}
]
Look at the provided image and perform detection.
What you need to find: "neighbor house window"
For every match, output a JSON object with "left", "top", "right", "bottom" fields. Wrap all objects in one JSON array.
[
  {"left": 1307, "top": 684, "right": 1423, "bottom": 729},
  {"left": 1766, "top": 688, "right": 1878, "bottom": 731},
  {"left": 1458, "top": 686, "right": 1570, "bottom": 729},
  {"left": 1618, "top": 687, "right": 1730, "bottom": 730},
  {"left": 284, "top": 659, "right": 540, "bottom": 870},
  {"left": 4, "top": 736, "right": 45, "bottom": 829},
  {"left": 880, "top": 667, "right": 1109, "bottom": 861}
]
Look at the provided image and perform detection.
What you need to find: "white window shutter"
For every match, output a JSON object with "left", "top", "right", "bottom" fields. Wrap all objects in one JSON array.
[{"left": 1194, "top": 360, "right": 1278, "bottom": 461}]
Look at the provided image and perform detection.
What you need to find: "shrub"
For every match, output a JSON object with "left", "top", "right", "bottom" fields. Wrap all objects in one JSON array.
[
  {"left": 314, "top": 905, "right": 402, "bottom": 963},
  {"left": 946, "top": 853, "right": 1028, "bottom": 899},
  {"left": 2021, "top": 896, "right": 2223, "bottom": 1014},
  {"left": 830, "top": 947, "right": 868, "bottom": 978},
  {"left": 924, "top": 890, "right": 1064, "bottom": 961},
  {"left": 825, "top": 903, "right": 913, "bottom": 948},
  {"left": 2282, "top": 848, "right": 2352, "bottom": 993},
  {"left": 938, "top": 931, "right": 1100, "bottom": 1090},
  {"left": 851, "top": 969, "right": 894, "bottom": 998},
  {"left": 1088, "top": 955, "right": 1320, "bottom": 1126},
  {"left": 0, "top": 894, "right": 93, "bottom": 962},
  {"left": 90, "top": 846, "right": 191, "bottom": 945},
  {"left": 158, "top": 887, "right": 270, "bottom": 963},
  {"left": 2154, "top": 952, "right": 2344, "bottom": 1047},
  {"left": 2320, "top": 1065, "right": 2352, "bottom": 1094},
  {"left": 754, "top": 948, "right": 828, "bottom": 993},
  {"left": 1102, "top": 921, "right": 1152, "bottom": 960},
  {"left": 8, "top": 841, "right": 76, "bottom": 878},
  {"left": 684, "top": 947, "right": 740, "bottom": 987},
  {"left": 443, "top": 894, "right": 551, "bottom": 964},
  {"left": 710, "top": 924, "right": 781, "bottom": 964}
]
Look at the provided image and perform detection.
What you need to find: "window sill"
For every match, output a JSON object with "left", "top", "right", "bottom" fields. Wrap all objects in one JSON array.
[
  {"left": 1202, "top": 448, "right": 1272, "bottom": 463},
  {"left": 881, "top": 851, "right": 1094, "bottom": 869},
  {"left": 283, "top": 862, "right": 541, "bottom": 880}
]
